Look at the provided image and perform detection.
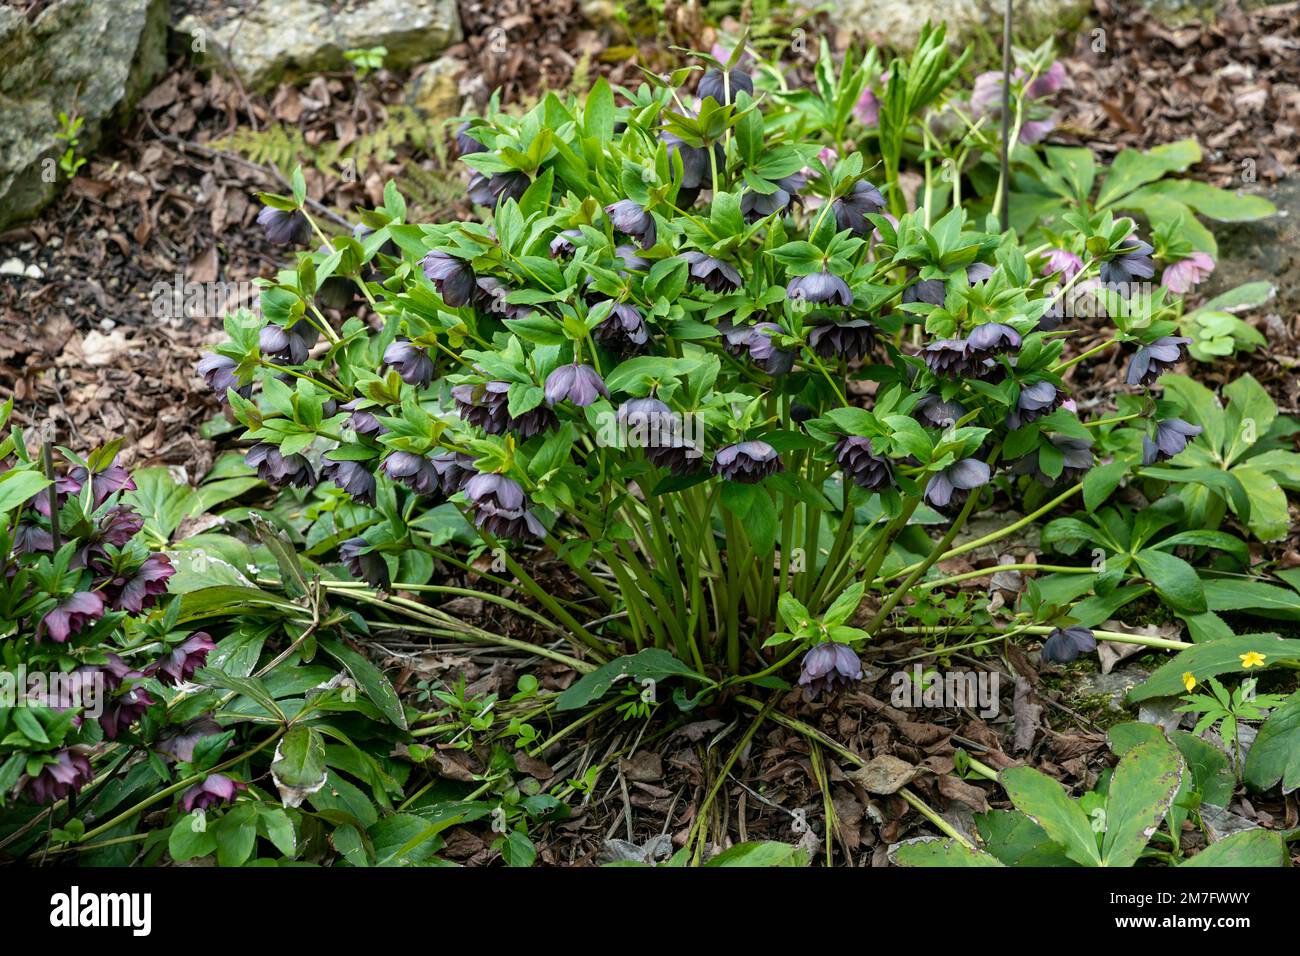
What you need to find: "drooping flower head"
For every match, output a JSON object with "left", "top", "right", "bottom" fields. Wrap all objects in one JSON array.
[
  {"left": 382, "top": 339, "right": 434, "bottom": 387},
  {"left": 196, "top": 353, "right": 250, "bottom": 401},
  {"left": 382, "top": 452, "right": 441, "bottom": 497},
  {"left": 1040, "top": 626, "right": 1096, "bottom": 664},
  {"left": 464, "top": 473, "right": 546, "bottom": 539},
  {"left": 1143, "top": 418, "right": 1203, "bottom": 465},
  {"left": 744, "top": 322, "right": 794, "bottom": 376},
  {"left": 1042, "top": 248, "right": 1083, "bottom": 282},
  {"left": 697, "top": 67, "right": 753, "bottom": 105},
  {"left": 40, "top": 591, "right": 106, "bottom": 644},
  {"left": 606, "top": 200, "right": 657, "bottom": 249},
  {"left": 1125, "top": 335, "right": 1190, "bottom": 387},
  {"left": 787, "top": 271, "right": 853, "bottom": 307},
  {"left": 1161, "top": 252, "right": 1215, "bottom": 294},
  {"left": 593, "top": 302, "right": 650, "bottom": 354},
  {"left": 798, "top": 643, "right": 863, "bottom": 700},
  {"left": 966, "top": 322, "right": 1022, "bottom": 356},
  {"left": 260, "top": 322, "right": 318, "bottom": 365},
  {"left": 831, "top": 180, "right": 886, "bottom": 237},
  {"left": 106, "top": 554, "right": 175, "bottom": 613},
  {"left": 321, "top": 459, "right": 377, "bottom": 506},
  {"left": 807, "top": 318, "right": 876, "bottom": 361},
  {"left": 340, "top": 537, "right": 390, "bottom": 589},
  {"left": 1100, "top": 236, "right": 1155, "bottom": 287},
  {"left": 257, "top": 206, "right": 311, "bottom": 246},
  {"left": 834, "top": 436, "right": 894, "bottom": 490},
  {"left": 246, "top": 443, "right": 314, "bottom": 489},
  {"left": 451, "top": 380, "right": 557, "bottom": 439},
  {"left": 421, "top": 250, "right": 477, "bottom": 307},
  {"left": 180, "top": 774, "right": 248, "bottom": 814},
  {"left": 148, "top": 632, "right": 217, "bottom": 687},
  {"left": 544, "top": 363, "right": 609, "bottom": 407},
  {"left": 1006, "top": 380, "right": 1063, "bottom": 430},
  {"left": 925, "top": 458, "right": 991, "bottom": 510},
  {"left": 22, "top": 749, "right": 94, "bottom": 805},
  {"left": 711, "top": 440, "right": 783, "bottom": 483},
  {"left": 682, "top": 251, "right": 742, "bottom": 293}
]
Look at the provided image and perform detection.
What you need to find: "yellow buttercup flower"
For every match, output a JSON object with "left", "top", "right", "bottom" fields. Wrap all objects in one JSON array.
[
  {"left": 1182, "top": 672, "right": 1196, "bottom": 692},
  {"left": 1239, "top": 651, "right": 1267, "bottom": 669}
]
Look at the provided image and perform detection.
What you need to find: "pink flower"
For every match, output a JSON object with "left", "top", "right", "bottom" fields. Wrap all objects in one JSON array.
[
  {"left": 180, "top": 774, "right": 247, "bottom": 813},
  {"left": 1019, "top": 117, "right": 1057, "bottom": 144},
  {"left": 1160, "top": 252, "right": 1215, "bottom": 294},
  {"left": 1043, "top": 248, "right": 1083, "bottom": 282},
  {"left": 1026, "top": 61, "right": 1068, "bottom": 99},
  {"left": 40, "top": 591, "right": 106, "bottom": 644},
  {"left": 852, "top": 87, "right": 879, "bottom": 127}
]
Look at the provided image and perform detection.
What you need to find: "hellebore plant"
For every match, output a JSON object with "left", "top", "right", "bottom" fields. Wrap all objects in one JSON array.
[{"left": 194, "top": 36, "right": 1198, "bottom": 705}]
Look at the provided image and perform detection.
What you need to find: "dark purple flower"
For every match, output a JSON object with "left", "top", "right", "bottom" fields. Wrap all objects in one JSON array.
[
  {"left": 99, "top": 682, "right": 156, "bottom": 740},
  {"left": 421, "top": 250, "right": 477, "bottom": 307},
  {"left": 967, "top": 322, "right": 1022, "bottom": 355},
  {"left": 196, "top": 353, "right": 250, "bottom": 401},
  {"left": 903, "top": 277, "right": 947, "bottom": 306},
  {"left": 22, "top": 748, "right": 94, "bottom": 805},
  {"left": 340, "top": 537, "right": 390, "bottom": 589},
  {"left": 787, "top": 271, "right": 853, "bottom": 307},
  {"left": 259, "top": 323, "right": 318, "bottom": 365},
  {"left": 682, "top": 251, "right": 742, "bottom": 293},
  {"left": 618, "top": 398, "right": 702, "bottom": 475},
  {"left": 382, "top": 452, "right": 441, "bottom": 497},
  {"left": 711, "top": 440, "right": 783, "bottom": 483},
  {"left": 451, "top": 381, "right": 556, "bottom": 438},
  {"left": 98, "top": 505, "right": 144, "bottom": 547},
  {"left": 155, "top": 716, "right": 223, "bottom": 763},
  {"left": 146, "top": 632, "right": 217, "bottom": 687},
  {"left": 321, "top": 459, "right": 377, "bottom": 506},
  {"left": 661, "top": 130, "right": 722, "bottom": 202},
  {"left": 1126, "top": 336, "right": 1190, "bottom": 387},
  {"left": 1143, "top": 418, "right": 1203, "bottom": 465},
  {"left": 913, "top": 394, "right": 968, "bottom": 430},
  {"left": 474, "top": 276, "right": 531, "bottom": 321},
  {"left": 246, "top": 443, "right": 314, "bottom": 489},
  {"left": 593, "top": 302, "right": 650, "bottom": 354},
  {"left": 40, "top": 591, "right": 105, "bottom": 644},
  {"left": 50, "top": 463, "right": 135, "bottom": 512},
  {"left": 465, "top": 473, "right": 546, "bottom": 539},
  {"left": 430, "top": 452, "right": 478, "bottom": 494},
  {"left": 342, "top": 399, "right": 387, "bottom": 438},
  {"left": 382, "top": 339, "right": 434, "bottom": 387},
  {"left": 467, "top": 170, "right": 530, "bottom": 208},
  {"left": 925, "top": 458, "right": 991, "bottom": 509},
  {"left": 606, "top": 200, "right": 657, "bottom": 249},
  {"left": 697, "top": 67, "right": 753, "bottom": 104},
  {"left": 456, "top": 122, "right": 487, "bottom": 156},
  {"left": 12, "top": 523, "right": 54, "bottom": 555},
  {"left": 740, "top": 172, "right": 806, "bottom": 222},
  {"left": 1040, "top": 626, "right": 1096, "bottom": 664},
  {"left": 544, "top": 363, "right": 609, "bottom": 407},
  {"left": 257, "top": 206, "right": 311, "bottom": 246},
  {"left": 921, "top": 338, "right": 975, "bottom": 378},
  {"left": 1011, "top": 434, "right": 1094, "bottom": 486},
  {"left": 831, "top": 180, "right": 886, "bottom": 237},
  {"left": 1043, "top": 248, "right": 1083, "bottom": 281},
  {"left": 1006, "top": 380, "right": 1063, "bottom": 430},
  {"left": 966, "top": 262, "right": 996, "bottom": 284},
  {"left": 106, "top": 554, "right": 175, "bottom": 613},
  {"left": 745, "top": 322, "right": 794, "bottom": 376},
  {"left": 807, "top": 318, "right": 875, "bottom": 361},
  {"left": 614, "top": 245, "right": 651, "bottom": 274},
  {"left": 798, "top": 643, "right": 862, "bottom": 700},
  {"left": 835, "top": 436, "right": 893, "bottom": 490},
  {"left": 1100, "top": 237, "right": 1155, "bottom": 287},
  {"left": 550, "top": 229, "right": 582, "bottom": 257},
  {"left": 180, "top": 774, "right": 248, "bottom": 814}
]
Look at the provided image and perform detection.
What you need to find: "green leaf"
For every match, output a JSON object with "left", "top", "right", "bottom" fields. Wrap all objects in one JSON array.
[
  {"left": 1180, "top": 829, "right": 1288, "bottom": 867},
  {"left": 318, "top": 634, "right": 408, "bottom": 730},
  {"left": 1204, "top": 579, "right": 1300, "bottom": 619},
  {"left": 999, "top": 765, "right": 1101, "bottom": 866},
  {"left": 583, "top": 77, "right": 616, "bottom": 141},
  {"left": 0, "top": 469, "right": 51, "bottom": 516},
  {"left": 1134, "top": 549, "right": 1205, "bottom": 613},
  {"left": 1083, "top": 460, "right": 1128, "bottom": 511},
  {"left": 214, "top": 803, "right": 258, "bottom": 867},
  {"left": 1128, "top": 633, "right": 1300, "bottom": 703},
  {"left": 1101, "top": 739, "right": 1183, "bottom": 867},
  {"left": 1096, "top": 140, "right": 1200, "bottom": 208},
  {"left": 124, "top": 467, "right": 199, "bottom": 543},
  {"left": 1232, "top": 466, "right": 1290, "bottom": 541},
  {"left": 895, "top": 839, "right": 1004, "bottom": 867},
  {"left": 169, "top": 815, "right": 218, "bottom": 862},
  {"left": 1243, "top": 690, "right": 1300, "bottom": 794},
  {"left": 974, "top": 810, "right": 1079, "bottom": 866},
  {"left": 556, "top": 648, "right": 708, "bottom": 711},
  {"left": 270, "top": 725, "right": 328, "bottom": 807},
  {"left": 1128, "top": 179, "right": 1276, "bottom": 222},
  {"left": 705, "top": 841, "right": 810, "bottom": 867}
]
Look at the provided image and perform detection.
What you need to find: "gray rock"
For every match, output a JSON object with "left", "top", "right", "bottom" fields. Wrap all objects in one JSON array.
[
  {"left": 178, "top": 0, "right": 463, "bottom": 91},
  {"left": 829, "top": 0, "right": 1092, "bottom": 51},
  {"left": 0, "top": 0, "right": 168, "bottom": 231},
  {"left": 1204, "top": 178, "right": 1300, "bottom": 326},
  {"left": 1076, "top": 669, "right": 1151, "bottom": 712}
]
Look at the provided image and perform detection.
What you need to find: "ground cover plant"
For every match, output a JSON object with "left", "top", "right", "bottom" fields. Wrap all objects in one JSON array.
[{"left": 3, "top": 9, "right": 1298, "bottom": 869}]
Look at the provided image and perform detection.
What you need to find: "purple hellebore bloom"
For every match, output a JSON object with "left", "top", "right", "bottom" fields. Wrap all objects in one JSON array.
[
  {"left": 550, "top": 228, "right": 582, "bottom": 257},
  {"left": 1040, "top": 625, "right": 1096, "bottom": 664},
  {"left": 544, "top": 363, "right": 609, "bottom": 407},
  {"left": 807, "top": 318, "right": 876, "bottom": 362},
  {"left": 745, "top": 322, "right": 795, "bottom": 376},
  {"left": 1100, "top": 237, "right": 1155, "bottom": 287},
  {"left": 430, "top": 451, "right": 478, "bottom": 494},
  {"left": 40, "top": 591, "right": 106, "bottom": 644},
  {"left": 259, "top": 322, "right": 318, "bottom": 365},
  {"left": 421, "top": 250, "right": 477, "bottom": 307},
  {"left": 257, "top": 206, "right": 311, "bottom": 246},
  {"left": 342, "top": 399, "right": 387, "bottom": 438},
  {"left": 1126, "top": 335, "right": 1191, "bottom": 387},
  {"left": 456, "top": 122, "right": 487, "bottom": 156},
  {"left": 99, "top": 505, "right": 145, "bottom": 547},
  {"left": 1143, "top": 418, "right": 1203, "bottom": 465},
  {"left": 42, "top": 463, "right": 135, "bottom": 516},
  {"left": 99, "top": 683, "right": 156, "bottom": 740},
  {"left": 383, "top": 339, "right": 434, "bottom": 387},
  {"left": 465, "top": 473, "right": 546, "bottom": 540},
  {"left": 1043, "top": 248, "right": 1083, "bottom": 282},
  {"left": 1161, "top": 252, "right": 1215, "bottom": 294},
  {"left": 467, "top": 170, "right": 530, "bottom": 208},
  {"left": 787, "top": 271, "right": 853, "bottom": 307},
  {"left": 697, "top": 67, "right": 754, "bottom": 105},
  {"left": 966, "top": 262, "right": 996, "bottom": 284},
  {"left": 966, "top": 322, "right": 1022, "bottom": 355},
  {"left": 925, "top": 458, "right": 991, "bottom": 510},
  {"left": 661, "top": 129, "right": 722, "bottom": 203},
  {"left": 452, "top": 381, "right": 556, "bottom": 438},
  {"left": 1012, "top": 434, "right": 1094, "bottom": 487},
  {"left": 340, "top": 537, "right": 390, "bottom": 589},
  {"left": 1006, "top": 380, "right": 1063, "bottom": 430},
  {"left": 22, "top": 748, "right": 94, "bottom": 805},
  {"left": 383, "top": 451, "right": 441, "bottom": 497},
  {"left": 617, "top": 398, "right": 702, "bottom": 475},
  {"left": 606, "top": 200, "right": 657, "bottom": 249},
  {"left": 921, "top": 338, "right": 976, "bottom": 378},
  {"left": 831, "top": 180, "right": 886, "bottom": 238},
  {"left": 970, "top": 71, "right": 1006, "bottom": 117},
  {"left": 321, "top": 459, "right": 377, "bottom": 506},
  {"left": 1019, "top": 118, "right": 1057, "bottom": 145},
  {"left": 246, "top": 443, "right": 314, "bottom": 489},
  {"left": 147, "top": 632, "right": 217, "bottom": 687},
  {"left": 740, "top": 172, "right": 807, "bottom": 222},
  {"left": 593, "top": 302, "right": 650, "bottom": 354},
  {"left": 913, "top": 394, "right": 968, "bottom": 431},
  {"left": 615, "top": 245, "right": 651, "bottom": 274},
  {"left": 682, "top": 251, "right": 742, "bottom": 293},
  {"left": 107, "top": 554, "right": 175, "bottom": 613},
  {"left": 1026, "top": 61, "right": 1068, "bottom": 99},
  {"left": 852, "top": 87, "right": 880, "bottom": 127},
  {"left": 180, "top": 774, "right": 248, "bottom": 814},
  {"left": 711, "top": 440, "right": 783, "bottom": 483},
  {"left": 834, "top": 436, "right": 894, "bottom": 490},
  {"left": 12, "top": 523, "right": 54, "bottom": 555},
  {"left": 155, "top": 716, "right": 223, "bottom": 763},
  {"left": 196, "top": 353, "right": 251, "bottom": 401},
  {"left": 798, "top": 643, "right": 863, "bottom": 700},
  {"left": 903, "top": 276, "right": 947, "bottom": 306}
]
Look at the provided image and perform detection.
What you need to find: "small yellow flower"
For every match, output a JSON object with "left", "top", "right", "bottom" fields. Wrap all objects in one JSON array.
[
  {"left": 1240, "top": 651, "right": 1267, "bottom": 669},
  {"left": 1182, "top": 671, "right": 1196, "bottom": 692}
]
